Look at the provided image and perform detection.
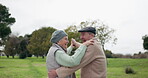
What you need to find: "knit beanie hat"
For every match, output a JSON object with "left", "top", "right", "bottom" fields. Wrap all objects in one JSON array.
[{"left": 50, "top": 30, "right": 67, "bottom": 43}]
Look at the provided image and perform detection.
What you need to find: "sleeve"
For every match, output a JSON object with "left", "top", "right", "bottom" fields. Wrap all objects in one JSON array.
[
  {"left": 56, "top": 45, "right": 96, "bottom": 78},
  {"left": 66, "top": 46, "right": 73, "bottom": 55},
  {"left": 55, "top": 45, "right": 87, "bottom": 67}
]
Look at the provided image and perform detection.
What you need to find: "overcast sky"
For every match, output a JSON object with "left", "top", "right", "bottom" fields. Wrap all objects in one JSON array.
[{"left": 0, "top": 0, "right": 148, "bottom": 55}]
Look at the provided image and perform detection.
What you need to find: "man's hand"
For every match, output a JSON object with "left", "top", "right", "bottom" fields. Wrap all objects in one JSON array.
[
  {"left": 82, "top": 39, "right": 94, "bottom": 46},
  {"left": 48, "top": 70, "right": 57, "bottom": 78}
]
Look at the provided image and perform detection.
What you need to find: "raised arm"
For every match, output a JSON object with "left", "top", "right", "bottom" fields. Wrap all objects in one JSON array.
[
  {"left": 55, "top": 39, "right": 94, "bottom": 67},
  {"left": 55, "top": 44, "right": 87, "bottom": 67}
]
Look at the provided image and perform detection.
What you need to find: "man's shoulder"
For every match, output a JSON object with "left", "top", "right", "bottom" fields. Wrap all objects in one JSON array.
[
  {"left": 87, "top": 40, "right": 102, "bottom": 50},
  {"left": 87, "top": 43, "right": 97, "bottom": 50}
]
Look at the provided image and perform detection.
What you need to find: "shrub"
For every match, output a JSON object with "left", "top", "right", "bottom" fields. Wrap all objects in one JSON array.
[
  {"left": 27, "top": 54, "right": 32, "bottom": 57},
  {"left": 125, "top": 66, "right": 136, "bottom": 74},
  {"left": 19, "top": 52, "right": 26, "bottom": 59}
]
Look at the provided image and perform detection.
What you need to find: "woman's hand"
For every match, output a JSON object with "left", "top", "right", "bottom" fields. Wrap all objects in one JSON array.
[{"left": 71, "top": 38, "right": 80, "bottom": 48}]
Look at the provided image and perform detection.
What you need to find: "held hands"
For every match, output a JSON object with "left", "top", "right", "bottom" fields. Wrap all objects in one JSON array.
[
  {"left": 82, "top": 39, "right": 94, "bottom": 46},
  {"left": 70, "top": 38, "right": 94, "bottom": 48},
  {"left": 71, "top": 38, "right": 81, "bottom": 48}
]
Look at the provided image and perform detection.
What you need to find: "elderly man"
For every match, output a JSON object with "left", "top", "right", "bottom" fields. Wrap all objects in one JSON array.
[{"left": 48, "top": 27, "right": 107, "bottom": 78}]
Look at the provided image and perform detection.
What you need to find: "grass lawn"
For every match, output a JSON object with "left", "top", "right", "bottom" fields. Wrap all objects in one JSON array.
[
  {"left": 0, "top": 56, "right": 46, "bottom": 78},
  {"left": 0, "top": 56, "right": 148, "bottom": 78},
  {"left": 107, "top": 58, "right": 148, "bottom": 78}
]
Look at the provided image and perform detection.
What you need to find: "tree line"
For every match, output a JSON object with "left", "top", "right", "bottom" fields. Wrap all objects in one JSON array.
[{"left": 1, "top": 21, "right": 117, "bottom": 59}]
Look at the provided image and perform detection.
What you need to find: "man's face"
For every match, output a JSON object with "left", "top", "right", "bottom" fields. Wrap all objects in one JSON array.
[
  {"left": 57, "top": 36, "right": 69, "bottom": 49},
  {"left": 80, "top": 32, "right": 92, "bottom": 42}
]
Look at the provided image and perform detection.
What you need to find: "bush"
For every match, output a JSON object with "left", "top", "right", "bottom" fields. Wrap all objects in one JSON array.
[
  {"left": 19, "top": 52, "right": 26, "bottom": 59},
  {"left": 27, "top": 54, "right": 32, "bottom": 57},
  {"left": 125, "top": 66, "right": 136, "bottom": 74}
]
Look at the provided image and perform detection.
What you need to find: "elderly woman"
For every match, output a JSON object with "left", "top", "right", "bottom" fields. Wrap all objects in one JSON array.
[{"left": 46, "top": 30, "right": 93, "bottom": 78}]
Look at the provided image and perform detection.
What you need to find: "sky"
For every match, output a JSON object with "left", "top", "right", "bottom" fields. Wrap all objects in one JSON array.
[{"left": 0, "top": 0, "right": 148, "bottom": 55}]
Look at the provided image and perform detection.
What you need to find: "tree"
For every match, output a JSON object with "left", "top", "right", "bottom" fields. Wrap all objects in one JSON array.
[
  {"left": 18, "top": 34, "right": 31, "bottom": 59},
  {"left": 142, "top": 35, "right": 148, "bottom": 50},
  {"left": 97, "top": 25, "right": 117, "bottom": 51},
  {"left": 27, "top": 27, "right": 56, "bottom": 58},
  {"left": 4, "top": 35, "right": 19, "bottom": 58},
  {"left": 0, "top": 4, "right": 15, "bottom": 45}
]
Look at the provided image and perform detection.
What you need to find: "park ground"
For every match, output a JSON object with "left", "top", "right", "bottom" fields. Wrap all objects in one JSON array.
[{"left": 0, "top": 56, "right": 148, "bottom": 78}]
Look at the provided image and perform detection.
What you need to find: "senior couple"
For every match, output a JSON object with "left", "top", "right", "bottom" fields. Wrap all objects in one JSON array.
[{"left": 46, "top": 27, "right": 107, "bottom": 78}]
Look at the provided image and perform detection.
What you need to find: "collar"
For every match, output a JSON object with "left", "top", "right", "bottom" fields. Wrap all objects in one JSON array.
[{"left": 52, "top": 43, "right": 67, "bottom": 52}]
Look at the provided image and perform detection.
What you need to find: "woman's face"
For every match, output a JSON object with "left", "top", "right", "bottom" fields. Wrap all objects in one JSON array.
[{"left": 57, "top": 36, "right": 69, "bottom": 50}]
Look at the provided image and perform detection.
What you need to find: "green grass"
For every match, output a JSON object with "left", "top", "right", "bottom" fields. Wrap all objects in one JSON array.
[
  {"left": 0, "top": 56, "right": 47, "bottom": 78},
  {"left": 0, "top": 56, "right": 148, "bottom": 78},
  {"left": 106, "top": 58, "right": 148, "bottom": 78}
]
